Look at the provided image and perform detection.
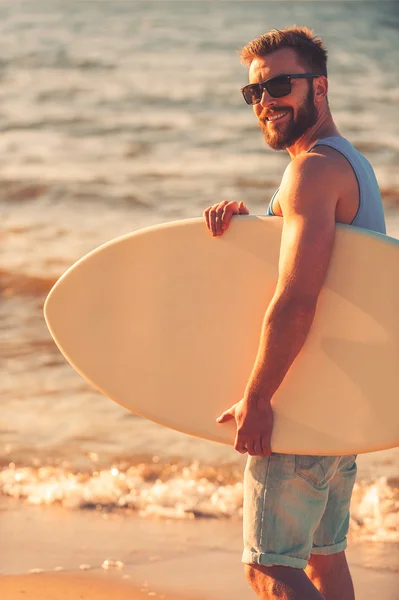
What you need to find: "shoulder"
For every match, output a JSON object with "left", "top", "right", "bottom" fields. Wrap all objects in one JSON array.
[
  {"left": 279, "top": 148, "right": 346, "bottom": 216},
  {"left": 287, "top": 147, "right": 346, "bottom": 185}
]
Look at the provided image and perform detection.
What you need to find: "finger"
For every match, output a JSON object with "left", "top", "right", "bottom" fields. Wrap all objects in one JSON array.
[
  {"left": 252, "top": 438, "right": 263, "bottom": 457},
  {"left": 215, "top": 212, "right": 223, "bottom": 236},
  {"left": 215, "top": 201, "right": 229, "bottom": 236},
  {"left": 216, "top": 411, "right": 234, "bottom": 424},
  {"left": 203, "top": 208, "right": 211, "bottom": 231},
  {"left": 220, "top": 202, "right": 239, "bottom": 230},
  {"left": 246, "top": 439, "right": 257, "bottom": 456},
  {"left": 209, "top": 208, "right": 218, "bottom": 236},
  {"left": 261, "top": 436, "right": 272, "bottom": 457},
  {"left": 239, "top": 201, "right": 250, "bottom": 215},
  {"left": 234, "top": 436, "right": 248, "bottom": 455}
]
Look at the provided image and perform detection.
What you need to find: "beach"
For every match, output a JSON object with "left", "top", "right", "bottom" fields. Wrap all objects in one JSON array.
[
  {"left": 2, "top": 1, "right": 399, "bottom": 598},
  {"left": 2, "top": 492, "right": 398, "bottom": 600}
]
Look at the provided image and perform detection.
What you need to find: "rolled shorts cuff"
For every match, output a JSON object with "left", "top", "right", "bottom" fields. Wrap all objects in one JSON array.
[
  {"left": 311, "top": 538, "right": 348, "bottom": 556},
  {"left": 242, "top": 550, "right": 307, "bottom": 570}
]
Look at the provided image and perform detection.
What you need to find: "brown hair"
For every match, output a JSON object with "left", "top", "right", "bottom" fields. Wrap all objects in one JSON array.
[{"left": 239, "top": 26, "right": 328, "bottom": 77}]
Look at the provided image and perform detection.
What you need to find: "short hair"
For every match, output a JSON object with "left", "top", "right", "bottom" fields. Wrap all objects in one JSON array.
[{"left": 239, "top": 26, "right": 328, "bottom": 78}]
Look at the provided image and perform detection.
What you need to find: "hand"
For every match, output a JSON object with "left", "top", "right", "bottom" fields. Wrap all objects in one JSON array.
[
  {"left": 216, "top": 397, "right": 273, "bottom": 456},
  {"left": 203, "top": 200, "right": 249, "bottom": 237}
]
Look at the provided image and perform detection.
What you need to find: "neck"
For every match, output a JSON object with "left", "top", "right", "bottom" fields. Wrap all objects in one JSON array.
[{"left": 286, "top": 111, "right": 341, "bottom": 159}]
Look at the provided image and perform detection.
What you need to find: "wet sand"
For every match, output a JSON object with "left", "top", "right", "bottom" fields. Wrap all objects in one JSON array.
[
  {"left": 1, "top": 497, "right": 398, "bottom": 600},
  {"left": 1, "top": 572, "right": 195, "bottom": 600}
]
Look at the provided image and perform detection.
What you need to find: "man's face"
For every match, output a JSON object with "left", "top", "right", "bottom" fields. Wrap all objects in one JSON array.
[{"left": 248, "top": 48, "right": 318, "bottom": 151}]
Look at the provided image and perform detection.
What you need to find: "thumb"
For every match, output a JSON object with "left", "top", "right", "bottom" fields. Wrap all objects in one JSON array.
[
  {"left": 216, "top": 410, "right": 234, "bottom": 424},
  {"left": 238, "top": 201, "right": 250, "bottom": 215}
]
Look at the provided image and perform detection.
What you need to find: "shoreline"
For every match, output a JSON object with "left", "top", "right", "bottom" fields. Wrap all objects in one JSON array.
[{"left": 1, "top": 497, "right": 398, "bottom": 600}]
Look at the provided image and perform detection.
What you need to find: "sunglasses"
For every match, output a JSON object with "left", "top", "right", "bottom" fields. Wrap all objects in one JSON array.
[{"left": 241, "top": 73, "right": 319, "bottom": 105}]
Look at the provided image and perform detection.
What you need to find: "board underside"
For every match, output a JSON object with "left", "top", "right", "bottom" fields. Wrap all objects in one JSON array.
[{"left": 44, "top": 217, "right": 399, "bottom": 455}]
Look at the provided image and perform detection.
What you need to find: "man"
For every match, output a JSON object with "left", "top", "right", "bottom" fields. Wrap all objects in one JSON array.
[{"left": 203, "top": 27, "right": 386, "bottom": 600}]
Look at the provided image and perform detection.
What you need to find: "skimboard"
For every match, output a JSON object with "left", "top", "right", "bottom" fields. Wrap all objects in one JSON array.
[{"left": 44, "top": 217, "right": 399, "bottom": 455}]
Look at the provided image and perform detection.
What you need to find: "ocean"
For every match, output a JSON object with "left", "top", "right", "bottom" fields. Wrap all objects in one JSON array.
[{"left": 1, "top": 0, "right": 399, "bottom": 547}]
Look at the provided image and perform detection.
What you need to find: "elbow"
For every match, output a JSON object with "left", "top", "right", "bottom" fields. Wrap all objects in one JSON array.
[{"left": 269, "top": 293, "right": 318, "bottom": 324}]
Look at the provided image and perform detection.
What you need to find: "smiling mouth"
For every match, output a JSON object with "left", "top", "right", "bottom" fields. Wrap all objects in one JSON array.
[{"left": 266, "top": 111, "right": 290, "bottom": 122}]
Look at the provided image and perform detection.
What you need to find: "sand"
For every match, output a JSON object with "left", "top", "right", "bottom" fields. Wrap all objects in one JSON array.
[
  {"left": 1, "top": 497, "right": 398, "bottom": 600},
  {"left": 1, "top": 572, "right": 193, "bottom": 600}
]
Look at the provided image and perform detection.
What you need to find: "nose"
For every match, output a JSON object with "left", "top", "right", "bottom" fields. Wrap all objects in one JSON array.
[{"left": 259, "top": 87, "right": 277, "bottom": 108}]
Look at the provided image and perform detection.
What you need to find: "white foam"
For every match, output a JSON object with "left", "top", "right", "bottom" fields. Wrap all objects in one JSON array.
[{"left": 1, "top": 463, "right": 397, "bottom": 543}]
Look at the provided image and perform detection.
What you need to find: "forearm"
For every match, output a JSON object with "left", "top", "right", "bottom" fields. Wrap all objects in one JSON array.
[{"left": 246, "top": 296, "right": 317, "bottom": 405}]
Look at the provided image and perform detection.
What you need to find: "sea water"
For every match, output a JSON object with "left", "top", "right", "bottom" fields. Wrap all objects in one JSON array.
[{"left": 1, "top": 1, "right": 399, "bottom": 544}]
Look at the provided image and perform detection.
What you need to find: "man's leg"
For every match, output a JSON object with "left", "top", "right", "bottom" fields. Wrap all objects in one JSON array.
[
  {"left": 305, "top": 551, "right": 355, "bottom": 600},
  {"left": 245, "top": 564, "right": 325, "bottom": 600},
  {"left": 242, "top": 454, "right": 335, "bottom": 599}
]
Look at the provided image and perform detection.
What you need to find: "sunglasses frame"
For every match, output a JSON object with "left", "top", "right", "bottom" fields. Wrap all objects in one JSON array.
[{"left": 240, "top": 73, "right": 320, "bottom": 105}]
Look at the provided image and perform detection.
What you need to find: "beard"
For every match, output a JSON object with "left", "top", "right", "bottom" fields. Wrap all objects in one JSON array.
[{"left": 259, "top": 85, "right": 318, "bottom": 151}]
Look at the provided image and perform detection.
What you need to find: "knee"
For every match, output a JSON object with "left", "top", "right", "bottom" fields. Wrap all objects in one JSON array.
[
  {"left": 244, "top": 564, "right": 260, "bottom": 594},
  {"left": 244, "top": 564, "right": 282, "bottom": 598},
  {"left": 244, "top": 564, "right": 272, "bottom": 596},
  {"left": 307, "top": 551, "right": 347, "bottom": 576}
]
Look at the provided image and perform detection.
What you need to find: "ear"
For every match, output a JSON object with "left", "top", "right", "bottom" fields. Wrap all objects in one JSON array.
[{"left": 314, "top": 76, "right": 328, "bottom": 103}]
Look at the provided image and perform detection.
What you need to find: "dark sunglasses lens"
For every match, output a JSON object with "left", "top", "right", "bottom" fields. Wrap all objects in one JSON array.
[
  {"left": 267, "top": 76, "right": 291, "bottom": 98},
  {"left": 243, "top": 76, "right": 292, "bottom": 104},
  {"left": 243, "top": 84, "right": 262, "bottom": 105}
]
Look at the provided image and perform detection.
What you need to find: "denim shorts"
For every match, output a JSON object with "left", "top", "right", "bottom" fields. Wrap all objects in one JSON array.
[{"left": 242, "top": 453, "right": 357, "bottom": 569}]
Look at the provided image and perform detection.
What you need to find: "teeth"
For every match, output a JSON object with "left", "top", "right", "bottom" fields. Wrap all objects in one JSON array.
[{"left": 268, "top": 112, "right": 288, "bottom": 122}]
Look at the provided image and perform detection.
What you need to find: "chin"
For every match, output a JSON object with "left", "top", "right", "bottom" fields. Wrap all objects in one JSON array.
[{"left": 263, "top": 133, "right": 290, "bottom": 151}]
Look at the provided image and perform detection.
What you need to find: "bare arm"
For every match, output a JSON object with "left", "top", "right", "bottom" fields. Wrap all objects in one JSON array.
[
  {"left": 218, "top": 153, "right": 340, "bottom": 455},
  {"left": 247, "top": 153, "right": 338, "bottom": 401}
]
